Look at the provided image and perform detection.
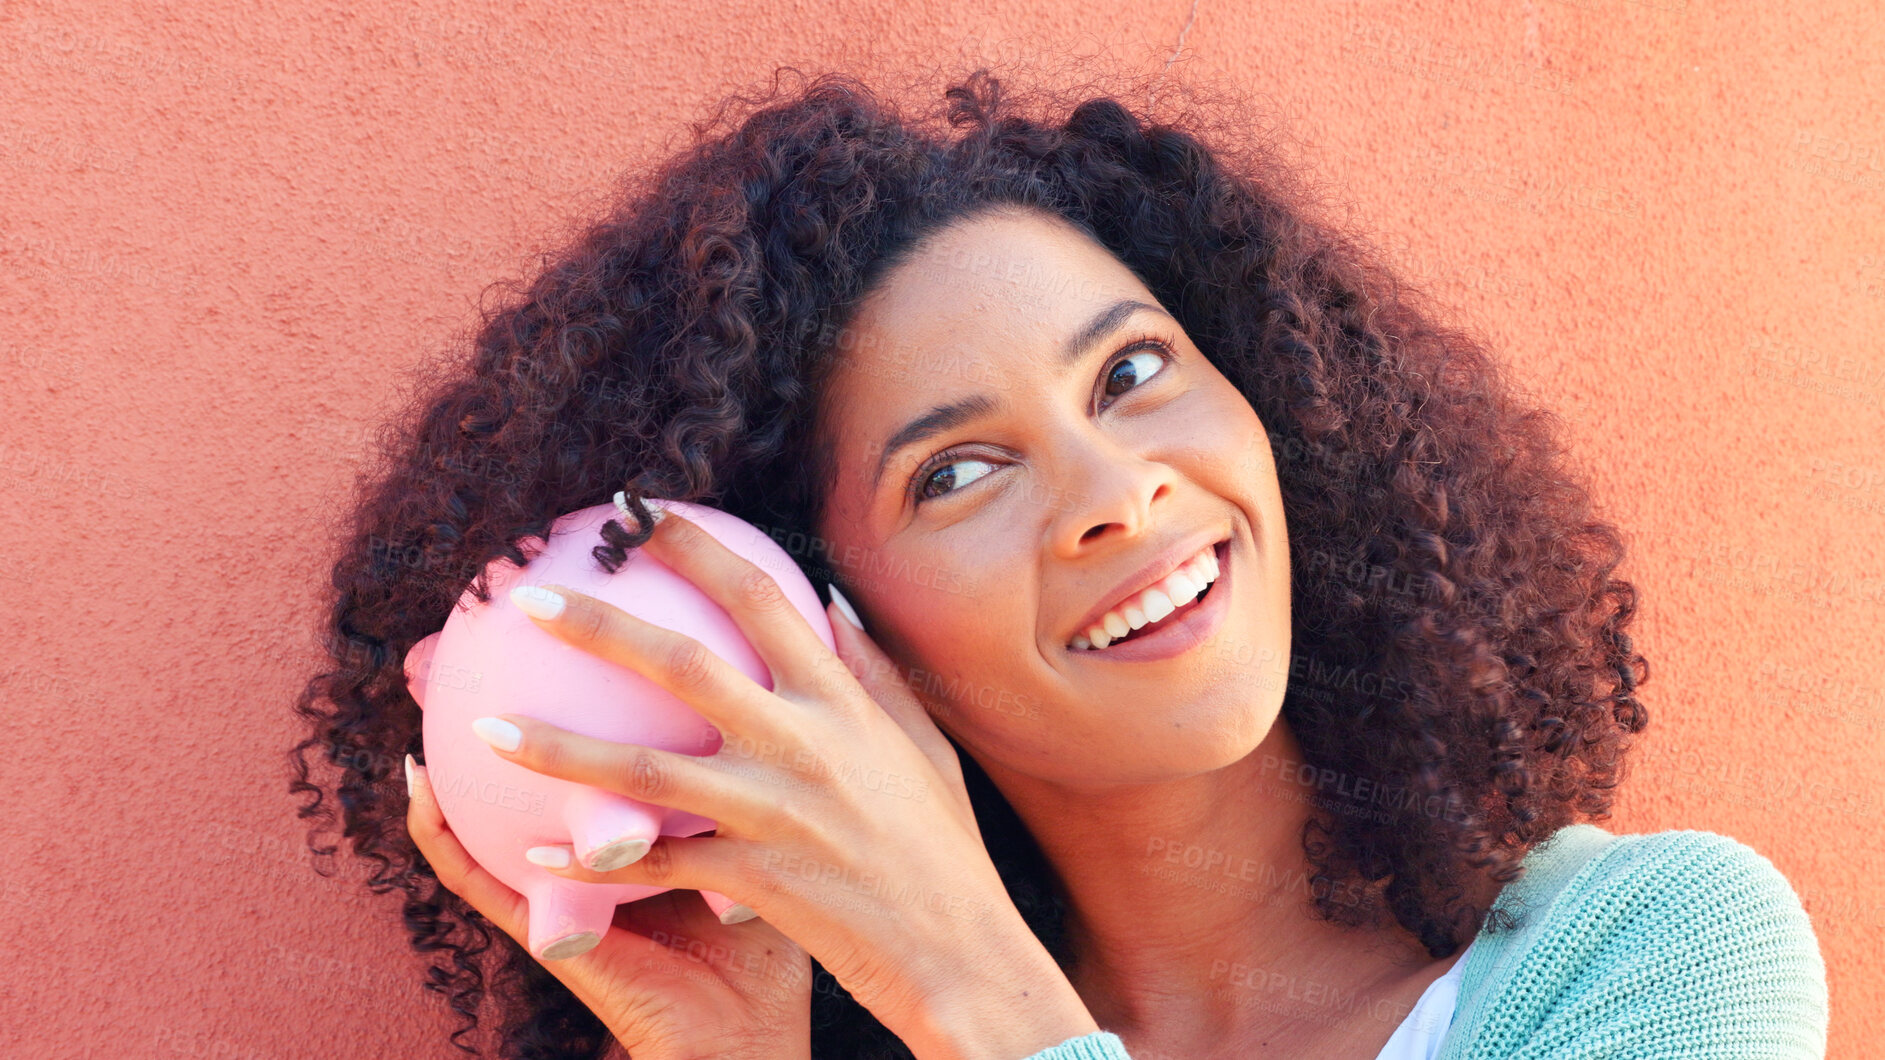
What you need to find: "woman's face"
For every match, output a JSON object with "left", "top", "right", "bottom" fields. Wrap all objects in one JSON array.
[{"left": 812, "top": 205, "right": 1292, "bottom": 788}]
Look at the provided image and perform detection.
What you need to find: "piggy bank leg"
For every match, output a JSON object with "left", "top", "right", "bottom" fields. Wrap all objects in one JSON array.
[
  {"left": 563, "top": 786, "right": 665, "bottom": 872},
  {"left": 523, "top": 874, "right": 616, "bottom": 961},
  {"left": 700, "top": 890, "right": 759, "bottom": 925}
]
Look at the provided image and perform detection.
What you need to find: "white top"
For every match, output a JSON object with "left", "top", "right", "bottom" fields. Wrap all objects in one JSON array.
[{"left": 1372, "top": 937, "right": 1477, "bottom": 1060}]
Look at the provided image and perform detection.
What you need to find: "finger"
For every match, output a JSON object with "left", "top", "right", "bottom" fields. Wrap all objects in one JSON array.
[
  {"left": 515, "top": 833, "right": 740, "bottom": 897},
  {"left": 470, "top": 715, "right": 778, "bottom": 837},
  {"left": 627, "top": 501, "right": 835, "bottom": 700},
  {"left": 403, "top": 754, "right": 531, "bottom": 943},
  {"left": 823, "top": 588, "right": 964, "bottom": 780},
  {"left": 608, "top": 891, "right": 804, "bottom": 994},
  {"left": 613, "top": 888, "right": 780, "bottom": 944},
  {"left": 508, "top": 580, "right": 792, "bottom": 748},
  {"left": 407, "top": 757, "right": 705, "bottom": 1018}
]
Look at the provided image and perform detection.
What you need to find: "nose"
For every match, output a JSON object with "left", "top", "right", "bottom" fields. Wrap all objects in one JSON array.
[{"left": 1048, "top": 438, "right": 1184, "bottom": 558}]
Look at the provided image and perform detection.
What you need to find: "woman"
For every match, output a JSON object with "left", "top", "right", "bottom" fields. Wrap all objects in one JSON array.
[{"left": 291, "top": 68, "right": 1828, "bottom": 1059}]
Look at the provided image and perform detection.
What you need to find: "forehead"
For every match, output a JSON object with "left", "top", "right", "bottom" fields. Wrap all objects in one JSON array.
[
  {"left": 854, "top": 207, "right": 1138, "bottom": 334},
  {"left": 819, "top": 208, "right": 1151, "bottom": 440}
]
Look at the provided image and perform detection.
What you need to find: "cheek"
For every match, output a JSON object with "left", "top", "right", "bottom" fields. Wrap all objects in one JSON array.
[
  {"left": 848, "top": 547, "right": 989, "bottom": 662},
  {"left": 1164, "top": 382, "right": 1267, "bottom": 478},
  {"left": 870, "top": 569, "right": 1044, "bottom": 720},
  {"left": 882, "top": 568, "right": 996, "bottom": 668}
]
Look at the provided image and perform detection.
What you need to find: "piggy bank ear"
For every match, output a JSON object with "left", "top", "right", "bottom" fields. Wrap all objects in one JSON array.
[{"left": 403, "top": 632, "right": 443, "bottom": 710}]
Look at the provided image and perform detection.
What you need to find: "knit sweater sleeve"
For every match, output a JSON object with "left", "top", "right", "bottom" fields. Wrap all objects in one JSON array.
[
  {"left": 1020, "top": 1031, "right": 1134, "bottom": 1060},
  {"left": 1441, "top": 828, "right": 1829, "bottom": 1060},
  {"left": 1024, "top": 830, "right": 1826, "bottom": 1060}
]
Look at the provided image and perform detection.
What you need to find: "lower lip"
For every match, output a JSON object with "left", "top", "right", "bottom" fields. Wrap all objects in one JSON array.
[{"left": 1070, "top": 539, "right": 1232, "bottom": 663}]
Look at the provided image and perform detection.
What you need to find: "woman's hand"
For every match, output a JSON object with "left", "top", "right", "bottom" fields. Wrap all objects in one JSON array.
[
  {"left": 475, "top": 504, "right": 1099, "bottom": 1060},
  {"left": 405, "top": 753, "right": 812, "bottom": 1060}
]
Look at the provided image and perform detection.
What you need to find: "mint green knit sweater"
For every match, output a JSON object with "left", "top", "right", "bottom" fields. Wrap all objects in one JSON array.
[{"left": 1024, "top": 824, "right": 1829, "bottom": 1059}]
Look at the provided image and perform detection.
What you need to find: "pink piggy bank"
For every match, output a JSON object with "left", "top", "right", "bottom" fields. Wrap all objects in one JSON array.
[{"left": 403, "top": 497, "right": 835, "bottom": 961}]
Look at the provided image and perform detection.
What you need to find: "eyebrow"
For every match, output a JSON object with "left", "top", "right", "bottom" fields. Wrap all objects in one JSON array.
[{"left": 869, "top": 298, "right": 1174, "bottom": 494}]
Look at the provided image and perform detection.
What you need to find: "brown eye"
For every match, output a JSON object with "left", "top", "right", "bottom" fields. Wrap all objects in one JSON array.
[
  {"left": 1100, "top": 344, "right": 1170, "bottom": 408},
  {"left": 907, "top": 338, "right": 1176, "bottom": 508},
  {"left": 917, "top": 456, "right": 997, "bottom": 502}
]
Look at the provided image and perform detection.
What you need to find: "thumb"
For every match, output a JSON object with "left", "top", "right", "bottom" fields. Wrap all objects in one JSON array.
[{"left": 824, "top": 584, "right": 961, "bottom": 771}]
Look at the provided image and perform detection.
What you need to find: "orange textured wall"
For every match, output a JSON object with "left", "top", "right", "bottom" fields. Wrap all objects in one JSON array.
[{"left": 2, "top": 2, "right": 1879, "bottom": 1057}]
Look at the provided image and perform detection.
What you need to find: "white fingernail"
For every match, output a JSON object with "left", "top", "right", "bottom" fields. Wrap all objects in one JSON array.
[
  {"left": 525, "top": 846, "right": 572, "bottom": 869},
  {"left": 471, "top": 716, "right": 522, "bottom": 752},
  {"left": 510, "top": 584, "right": 565, "bottom": 620},
  {"left": 719, "top": 903, "right": 759, "bottom": 925},
  {"left": 614, "top": 491, "right": 667, "bottom": 532},
  {"left": 828, "top": 584, "right": 864, "bottom": 632},
  {"left": 403, "top": 754, "right": 417, "bottom": 798}
]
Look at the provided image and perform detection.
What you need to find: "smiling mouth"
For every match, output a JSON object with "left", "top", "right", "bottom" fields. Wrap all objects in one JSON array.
[
  {"left": 1090, "top": 579, "right": 1215, "bottom": 647},
  {"left": 1070, "top": 535, "right": 1229, "bottom": 652}
]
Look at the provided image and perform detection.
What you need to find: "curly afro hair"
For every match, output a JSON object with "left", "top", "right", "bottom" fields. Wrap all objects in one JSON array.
[{"left": 288, "top": 65, "right": 1650, "bottom": 1059}]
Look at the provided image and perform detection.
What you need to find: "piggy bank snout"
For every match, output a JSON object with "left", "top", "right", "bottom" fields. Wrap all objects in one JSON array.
[
  {"left": 403, "top": 631, "right": 444, "bottom": 710},
  {"left": 407, "top": 498, "right": 832, "bottom": 960}
]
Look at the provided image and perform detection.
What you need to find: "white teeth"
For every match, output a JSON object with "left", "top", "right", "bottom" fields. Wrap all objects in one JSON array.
[
  {"left": 1070, "top": 543, "right": 1224, "bottom": 651},
  {"left": 1168, "top": 571, "right": 1200, "bottom": 604},
  {"left": 1141, "top": 588, "right": 1176, "bottom": 623},
  {"left": 1186, "top": 548, "right": 1219, "bottom": 587}
]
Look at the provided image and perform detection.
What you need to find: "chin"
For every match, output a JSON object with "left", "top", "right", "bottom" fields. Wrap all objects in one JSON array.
[{"left": 1087, "top": 717, "right": 1275, "bottom": 787}]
